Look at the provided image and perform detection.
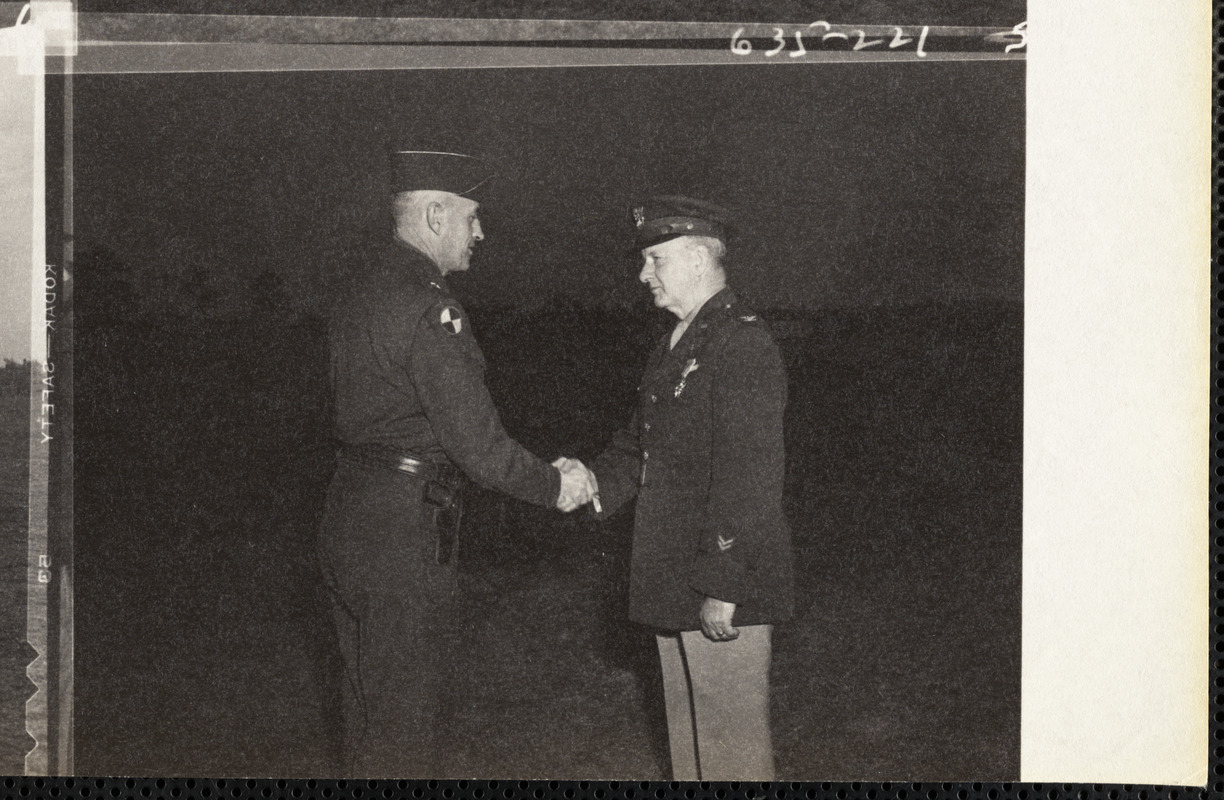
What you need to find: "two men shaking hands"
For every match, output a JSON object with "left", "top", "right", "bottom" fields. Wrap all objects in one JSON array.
[{"left": 320, "top": 149, "right": 794, "bottom": 780}]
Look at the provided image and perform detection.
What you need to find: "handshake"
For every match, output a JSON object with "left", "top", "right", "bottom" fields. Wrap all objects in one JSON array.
[{"left": 551, "top": 457, "right": 600, "bottom": 513}]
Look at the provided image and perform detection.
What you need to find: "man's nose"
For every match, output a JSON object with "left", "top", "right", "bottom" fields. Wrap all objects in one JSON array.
[
  {"left": 472, "top": 220, "right": 484, "bottom": 241},
  {"left": 638, "top": 261, "right": 652, "bottom": 283}
]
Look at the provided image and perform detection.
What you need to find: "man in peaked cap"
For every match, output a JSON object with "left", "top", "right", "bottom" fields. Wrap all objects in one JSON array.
[
  {"left": 318, "top": 149, "right": 596, "bottom": 777},
  {"left": 591, "top": 195, "right": 794, "bottom": 780}
]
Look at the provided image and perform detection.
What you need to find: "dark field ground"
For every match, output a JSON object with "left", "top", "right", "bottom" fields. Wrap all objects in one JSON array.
[
  {"left": 1, "top": 390, "right": 33, "bottom": 774},
  {"left": 7, "top": 297, "right": 1021, "bottom": 779}
]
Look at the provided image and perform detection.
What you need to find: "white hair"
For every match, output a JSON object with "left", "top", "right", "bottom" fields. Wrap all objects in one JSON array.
[
  {"left": 685, "top": 235, "right": 726, "bottom": 267},
  {"left": 392, "top": 189, "right": 454, "bottom": 229}
]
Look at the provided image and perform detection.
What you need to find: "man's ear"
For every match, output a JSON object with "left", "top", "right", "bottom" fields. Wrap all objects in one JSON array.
[
  {"left": 425, "top": 201, "right": 445, "bottom": 235},
  {"left": 691, "top": 242, "right": 711, "bottom": 277}
]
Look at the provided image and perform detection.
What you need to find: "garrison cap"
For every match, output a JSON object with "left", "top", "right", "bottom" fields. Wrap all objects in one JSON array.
[
  {"left": 390, "top": 150, "right": 495, "bottom": 197},
  {"left": 631, "top": 195, "right": 733, "bottom": 251}
]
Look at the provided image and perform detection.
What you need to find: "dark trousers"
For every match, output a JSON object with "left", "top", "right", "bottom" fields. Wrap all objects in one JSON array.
[{"left": 318, "top": 460, "right": 458, "bottom": 778}]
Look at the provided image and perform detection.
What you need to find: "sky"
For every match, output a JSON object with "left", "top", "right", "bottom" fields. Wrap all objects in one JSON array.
[
  {"left": 0, "top": 26, "right": 39, "bottom": 365},
  {"left": 0, "top": 27, "right": 1025, "bottom": 361},
  {"left": 65, "top": 60, "right": 1023, "bottom": 324}
]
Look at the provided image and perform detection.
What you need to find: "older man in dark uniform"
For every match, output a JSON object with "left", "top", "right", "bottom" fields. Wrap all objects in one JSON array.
[
  {"left": 319, "top": 150, "right": 593, "bottom": 777},
  {"left": 592, "top": 196, "right": 794, "bottom": 781}
]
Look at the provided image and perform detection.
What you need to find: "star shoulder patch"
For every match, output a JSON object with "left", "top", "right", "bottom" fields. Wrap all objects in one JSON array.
[{"left": 439, "top": 306, "right": 463, "bottom": 335}]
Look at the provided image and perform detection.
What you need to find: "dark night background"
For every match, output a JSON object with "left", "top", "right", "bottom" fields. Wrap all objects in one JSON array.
[{"left": 7, "top": 35, "right": 1024, "bottom": 779}]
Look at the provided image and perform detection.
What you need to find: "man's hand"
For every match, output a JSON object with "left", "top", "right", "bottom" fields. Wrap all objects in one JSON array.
[
  {"left": 553, "top": 457, "right": 598, "bottom": 512},
  {"left": 700, "top": 596, "right": 739, "bottom": 642}
]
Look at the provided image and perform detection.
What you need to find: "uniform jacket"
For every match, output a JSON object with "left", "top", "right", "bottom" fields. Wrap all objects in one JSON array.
[
  {"left": 593, "top": 287, "right": 795, "bottom": 631},
  {"left": 328, "top": 238, "right": 560, "bottom": 508}
]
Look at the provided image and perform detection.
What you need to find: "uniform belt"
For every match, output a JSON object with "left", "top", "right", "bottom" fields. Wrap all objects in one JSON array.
[
  {"left": 338, "top": 444, "right": 463, "bottom": 486},
  {"left": 337, "top": 444, "right": 466, "bottom": 566}
]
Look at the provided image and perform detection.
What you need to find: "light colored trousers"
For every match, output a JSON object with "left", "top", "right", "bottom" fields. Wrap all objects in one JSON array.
[{"left": 655, "top": 624, "right": 775, "bottom": 781}]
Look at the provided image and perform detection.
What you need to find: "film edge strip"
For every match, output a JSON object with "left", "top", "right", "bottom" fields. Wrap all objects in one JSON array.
[{"left": 51, "top": 12, "right": 1025, "bottom": 73}]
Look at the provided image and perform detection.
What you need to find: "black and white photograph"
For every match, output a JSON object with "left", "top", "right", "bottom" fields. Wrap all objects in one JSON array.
[{"left": 0, "top": 0, "right": 1209, "bottom": 786}]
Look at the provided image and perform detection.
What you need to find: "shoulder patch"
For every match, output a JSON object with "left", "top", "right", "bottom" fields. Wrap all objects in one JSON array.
[{"left": 439, "top": 305, "right": 463, "bottom": 335}]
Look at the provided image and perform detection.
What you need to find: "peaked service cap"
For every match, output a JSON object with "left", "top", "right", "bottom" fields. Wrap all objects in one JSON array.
[
  {"left": 631, "top": 195, "right": 734, "bottom": 251},
  {"left": 390, "top": 150, "right": 495, "bottom": 198}
]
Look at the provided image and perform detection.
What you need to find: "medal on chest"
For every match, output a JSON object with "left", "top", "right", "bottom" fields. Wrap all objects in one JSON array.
[{"left": 674, "top": 358, "right": 699, "bottom": 398}]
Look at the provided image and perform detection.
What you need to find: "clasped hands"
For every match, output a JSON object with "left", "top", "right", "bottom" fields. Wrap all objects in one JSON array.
[{"left": 552, "top": 457, "right": 599, "bottom": 513}]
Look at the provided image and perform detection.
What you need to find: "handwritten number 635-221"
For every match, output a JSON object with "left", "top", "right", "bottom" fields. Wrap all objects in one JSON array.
[
  {"left": 731, "top": 22, "right": 931, "bottom": 58},
  {"left": 729, "top": 21, "right": 1027, "bottom": 58}
]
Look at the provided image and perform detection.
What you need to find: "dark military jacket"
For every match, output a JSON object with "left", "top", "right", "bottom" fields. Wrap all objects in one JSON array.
[
  {"left": 593, "top": 287, "right": 795, "bottom": 631},
  {"left": 329, "top": 238, "right": 560, "bottom": 507}
]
